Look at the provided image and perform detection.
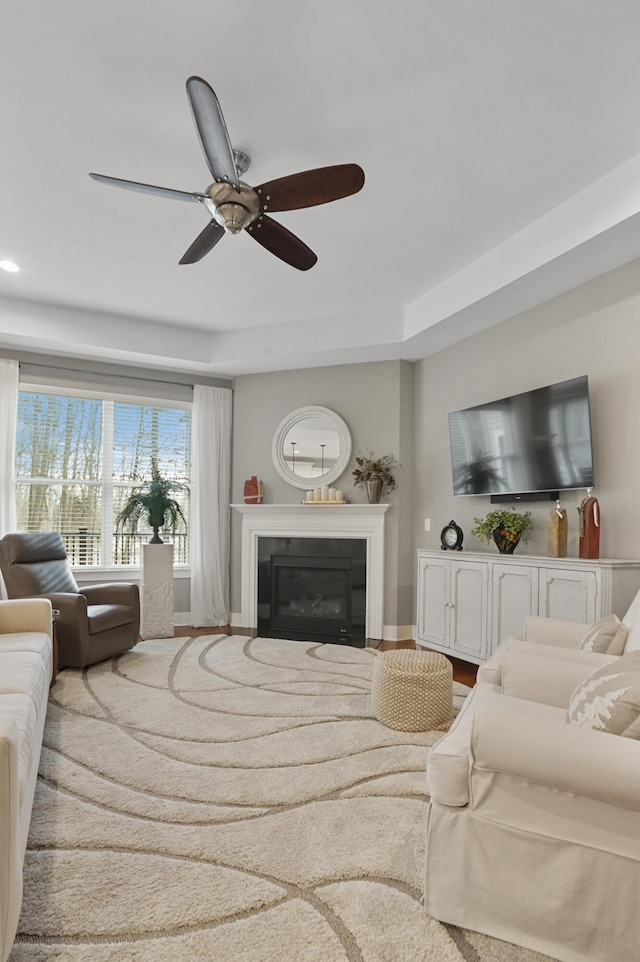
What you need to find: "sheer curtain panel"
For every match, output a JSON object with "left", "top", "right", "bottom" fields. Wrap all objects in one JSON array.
[
  {"left": 190, "top": 385, "right": 232, "bottom": 626},
  {"left": 0, "top": 358, "right": 18, "bottom": 536}
]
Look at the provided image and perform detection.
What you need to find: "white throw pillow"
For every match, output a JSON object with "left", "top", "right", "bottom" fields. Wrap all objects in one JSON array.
[
  {"left": 568, "top": 651, "right": 640, "bottom": 739},
  {"left": 579, "top": 614, "right": 628, "bottom": 655}
]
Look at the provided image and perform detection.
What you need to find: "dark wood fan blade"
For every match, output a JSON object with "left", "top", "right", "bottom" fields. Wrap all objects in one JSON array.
[
  {"left": 89, "top": 173, "right": 206, "bottom": 203},
  {"left": 246, "top": 215, "right": 317, "bottom": 271},
  {"left": 255, "top": 164, "right": 365, "bottom": 212},
  {"left": 186, "top": 76, "right": 239, "bottom": 189},
  {"left": 179, "top": 220, "right": 226, "bottom": 265}
]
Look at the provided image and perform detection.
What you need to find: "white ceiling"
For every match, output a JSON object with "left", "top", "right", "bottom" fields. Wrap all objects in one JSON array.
[{"left": 3, "top": 1, "right": 640, "bottom": 378}]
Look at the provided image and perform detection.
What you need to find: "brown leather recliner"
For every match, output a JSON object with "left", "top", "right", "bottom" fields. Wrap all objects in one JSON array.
[{"left": 0, "top": 532, "right": 140, "bottom": 668}]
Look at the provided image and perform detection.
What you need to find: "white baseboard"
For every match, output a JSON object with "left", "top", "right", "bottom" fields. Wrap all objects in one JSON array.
[{"left": 230, "top": 611, "right": 246, "bottom": 629}]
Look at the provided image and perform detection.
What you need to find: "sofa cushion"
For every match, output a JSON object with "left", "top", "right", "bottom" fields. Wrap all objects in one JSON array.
[
  {"left": 0, "top": 652, "right": 49, "bottom": 700},
  {"left": 0, "top": 691, "right": 41, "bottom": 809},
  {"left": 568, "top": 651, "right": 640, "bottom": 739},
  {"left": 579, "top": 613, "right": 628, "bottom": 655},
  {"left": 87, "top": 604, "right": 133, "bottom": 635},
  {"left": 0, "top": 631, "right": 52, "bottom": 658}
]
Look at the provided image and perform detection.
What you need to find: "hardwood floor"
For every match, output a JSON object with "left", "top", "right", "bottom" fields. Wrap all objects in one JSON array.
[{"left": 172, "top": 626, "right": 478, "bottom": 687}]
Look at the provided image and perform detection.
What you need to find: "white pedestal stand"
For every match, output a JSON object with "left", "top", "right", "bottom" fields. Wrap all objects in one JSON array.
[{"left": 140, "top": 543, "right": 174, "bottom": 639}]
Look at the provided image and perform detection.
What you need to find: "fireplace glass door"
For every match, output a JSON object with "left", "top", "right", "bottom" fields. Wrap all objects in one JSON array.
[
  {"left": 272, "top": 557, "right": 352, "bottom": 640},
  {"left": 257, "top": 537, "right": 366, "bottom": 646}
]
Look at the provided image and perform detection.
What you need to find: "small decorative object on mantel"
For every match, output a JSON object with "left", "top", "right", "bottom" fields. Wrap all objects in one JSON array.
[
  {"left": 548, "top": 499, "right": 568, "bottom": 557},
  {"left": 352, "top": 451, "right": 400, "bottom": 504},
  {"left": 577, "top": 488, "right": 600, "bottom": 559},
  {"left": 472, "top": 508, "right": 532, "bottom": 554},
  {"left": 303, "top": 486, "right": 345, "bottom": 503},
  {"left": 440, "top": 520, "right": 464, "bottom": 551},
  {"left": 243, "top": 476, "right": 264, "bottom": 504},
  {"left": 115, "top": 459, "right": 187, "bottom": 544}
]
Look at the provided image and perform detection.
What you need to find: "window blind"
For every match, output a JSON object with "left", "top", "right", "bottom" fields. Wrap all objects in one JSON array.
[{"left": 16, "top": 391, "right": 191, "bottom": 566}]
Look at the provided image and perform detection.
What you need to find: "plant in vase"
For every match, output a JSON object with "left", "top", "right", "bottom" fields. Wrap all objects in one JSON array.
[
  {"left": 471, "top": 508, "right": 532, "bottom": 554},
  {"left": 116, "top": 459, "right": 187, "bottom": 544},
  {"left": 352, "top": 451, "right": 400, "bottom": 503}
]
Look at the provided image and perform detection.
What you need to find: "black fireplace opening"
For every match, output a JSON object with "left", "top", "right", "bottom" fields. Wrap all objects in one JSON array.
[{"left": 258, "top": 537, "right": 366, "bottom": 646}]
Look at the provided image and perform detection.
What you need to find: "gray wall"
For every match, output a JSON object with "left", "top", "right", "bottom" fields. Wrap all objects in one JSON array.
[
  {"left": 231, "top": 360, "right": 414, "bottom": 630},
  {"left": 412, "top": 258, "right": 640, "bottom": 603},
  {"left": 15, "top": 255, "right": 640, "bottom": 630}
]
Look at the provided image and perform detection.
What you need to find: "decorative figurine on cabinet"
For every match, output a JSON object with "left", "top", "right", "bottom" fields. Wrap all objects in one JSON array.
[
  {"left": 548, "top": 500, "right": 568, "bottom": 557},
  {"left": 577, "top": 488, "right": 600, "bottom": 559}
]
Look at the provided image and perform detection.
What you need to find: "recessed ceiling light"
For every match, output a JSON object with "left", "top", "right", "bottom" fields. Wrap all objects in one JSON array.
[{"left": 0, "top": 260, "right": 20, "bottom": 273}]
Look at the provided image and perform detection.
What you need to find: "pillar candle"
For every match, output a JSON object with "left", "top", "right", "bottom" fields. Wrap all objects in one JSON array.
[
  {"left": 336, "top": 490, "right": 344, "bottom": 502},
  {"left": 321, "top": 485, "right": 329, "bottom": 501},
  {"left": 329, "top": 488, "right": 336, "bottom": 501}
]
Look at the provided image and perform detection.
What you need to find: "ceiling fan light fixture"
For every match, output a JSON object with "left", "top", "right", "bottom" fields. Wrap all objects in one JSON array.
[{"left": 213, "top": 202, "right": 253, "bottom": 234}]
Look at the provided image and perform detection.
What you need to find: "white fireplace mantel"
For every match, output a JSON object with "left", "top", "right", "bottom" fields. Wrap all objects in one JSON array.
[{"left": 232, "top": 504, "right": 389, "bottom": 639}]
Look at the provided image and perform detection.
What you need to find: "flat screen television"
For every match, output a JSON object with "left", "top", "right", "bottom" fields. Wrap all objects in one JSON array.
[{"left": 448, "top": 375, "right": 594, "bottom": 499}]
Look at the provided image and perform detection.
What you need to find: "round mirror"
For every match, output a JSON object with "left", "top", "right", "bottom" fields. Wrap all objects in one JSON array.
[{"left": 272, "top": 406, "right": 352, "bottom": 490}]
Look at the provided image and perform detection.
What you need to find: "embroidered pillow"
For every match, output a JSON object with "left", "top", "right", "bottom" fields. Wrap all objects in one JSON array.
[
  {"left": 568, "top": 651, "right": 640, "bottom": 739},
  {"left": 578, "top": 613, "right": 628, "bottom": 655}
]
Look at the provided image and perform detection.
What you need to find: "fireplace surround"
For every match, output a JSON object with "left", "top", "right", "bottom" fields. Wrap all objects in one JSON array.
[{"left": 232, "top": 504, "right": 389, "bottom": 641}]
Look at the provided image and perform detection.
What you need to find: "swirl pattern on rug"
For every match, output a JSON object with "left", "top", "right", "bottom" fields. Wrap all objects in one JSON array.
[{"left": 10, "top": 636, "right": 552, "bottom": 962}]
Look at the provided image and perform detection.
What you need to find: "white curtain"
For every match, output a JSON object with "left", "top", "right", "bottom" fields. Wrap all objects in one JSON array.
[
  {"left": 190, "top": 385, "right": 232, "bottom": 626},
  {"left": 0, "top": 358, "right": 18, "bottom": 537}
]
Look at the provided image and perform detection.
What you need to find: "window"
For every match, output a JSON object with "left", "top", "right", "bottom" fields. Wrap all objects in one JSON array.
[{"left": 16, "top": 390, "right": 191, "bottom": 566}]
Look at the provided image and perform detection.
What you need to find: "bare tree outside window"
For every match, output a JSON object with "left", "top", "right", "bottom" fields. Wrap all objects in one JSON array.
[{"left": 16, "top": 391, "right": 191, "bottom": 566}]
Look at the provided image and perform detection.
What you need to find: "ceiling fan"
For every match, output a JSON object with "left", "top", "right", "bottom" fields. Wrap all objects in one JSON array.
[{"left": 89, "top": 76, "right": 365, "bottom": 271}]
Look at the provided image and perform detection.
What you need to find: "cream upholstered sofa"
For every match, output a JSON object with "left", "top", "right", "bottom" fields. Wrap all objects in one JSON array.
[
  {"left": 424, "top": 623, "right": 640, "bottom": 962},
  {"left": 0, "top": 598, "right": 53, "bottom": 962},
  {"left": 479, "top": 586, "right": 640, "bottom": 689}
]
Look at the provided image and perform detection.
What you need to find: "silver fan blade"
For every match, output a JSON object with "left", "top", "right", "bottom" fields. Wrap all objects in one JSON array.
[
  {"left": 89, "top": 173, "right": 206, "bottom": 203},
  {"left": 179, "top": 219, "right": 226, "bottom": 264},
  {"left": 186, "top": 76, "right": 239, "bottom": 189}
]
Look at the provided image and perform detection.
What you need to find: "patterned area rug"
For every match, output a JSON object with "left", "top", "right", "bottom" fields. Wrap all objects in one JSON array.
[{"left": 11, "top": 636, "right": 554, "bottom": 961}]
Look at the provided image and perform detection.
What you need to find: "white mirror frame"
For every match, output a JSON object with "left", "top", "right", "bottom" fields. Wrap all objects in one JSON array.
[{"left": 272, "top": 405, "right": 352, "bottom": 490}]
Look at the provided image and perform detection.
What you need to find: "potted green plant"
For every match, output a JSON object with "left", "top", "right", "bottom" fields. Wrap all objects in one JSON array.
[
  {"left": 471, "top": 508, "right": 532, "bottom": 554},
  {"left": 116, "top": 459, "right": 187, "bottom": 544},
  {"left": 352, "top": 451, "right": 401, "bottom": 503}
]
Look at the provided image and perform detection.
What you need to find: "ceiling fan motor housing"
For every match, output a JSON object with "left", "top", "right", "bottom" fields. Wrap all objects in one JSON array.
[{"left": 205, "top": 181, "right": 260, "bottom": 234}]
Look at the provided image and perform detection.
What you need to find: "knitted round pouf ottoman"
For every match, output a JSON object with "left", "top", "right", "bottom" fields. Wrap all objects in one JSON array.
[{"left": 371, "top": 649, "right": 453, "bottom": 732}]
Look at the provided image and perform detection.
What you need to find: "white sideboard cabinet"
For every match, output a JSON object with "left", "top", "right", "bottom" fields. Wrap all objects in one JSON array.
[{"left": 416, "top": 550, "right": 640, "bottom": 664}]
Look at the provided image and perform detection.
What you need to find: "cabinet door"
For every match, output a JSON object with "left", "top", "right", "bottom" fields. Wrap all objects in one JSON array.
[
  {"left": 491, "top": 563, "right": 538, "bottom": 654},
  {"left": 417, "top": 555, "right": 449, "bottom": 648},
  {"left": 449, "top": 559, "right": 488, "bottom": 660},
  {"left": 538, "top": 568, "right": 598, "bottom": 624}
]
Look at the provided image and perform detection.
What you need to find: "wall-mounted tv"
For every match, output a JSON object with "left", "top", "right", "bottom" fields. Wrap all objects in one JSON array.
[{"left": 448, "top": 375, "right": 595, "bottom": 499}]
